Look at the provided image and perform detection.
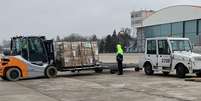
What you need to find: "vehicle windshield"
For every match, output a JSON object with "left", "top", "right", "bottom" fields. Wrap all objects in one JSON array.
[{"left": 170, "top": 40, "right": 191, "bottom": 52}]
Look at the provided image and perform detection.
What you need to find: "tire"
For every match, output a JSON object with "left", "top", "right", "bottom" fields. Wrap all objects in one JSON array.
[
  {"left": 163, "top": 72, "right": 170, "bottom": 76},
  {"left": 144, "top": 63, "right": 154, "bottom": 75},
  {"left": 44, "top": 66, "right": 58, "bottom": 78},
  {"left": 6, "top": 68, "right": 21, "bottom": 81},
  {"left": 135, "top": 67, "right": 140, "bottom": 72},
  {"left": 196, "top": 73, "right": 201, "bottom": 77},
  {"left": 176, "top": 64, "right": 186, "bottom": 78},
  {"left": 95, "top": 68, "right": 103, "bottom": 73}
]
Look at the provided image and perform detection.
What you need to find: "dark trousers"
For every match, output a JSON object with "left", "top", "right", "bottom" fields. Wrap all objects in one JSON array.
[{"left": 118, "top": 60, "right": 123, "bottom": 74}]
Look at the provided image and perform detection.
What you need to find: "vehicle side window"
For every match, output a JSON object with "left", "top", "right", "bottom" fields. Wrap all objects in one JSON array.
[
  {"left": 158, "top": 40, "right": 170, "bottom": 55},
  {"left": 28, "top": 38, "right": 47, "bottom": 62},
  {"left": 147, "top": 40, "right": 156, "bottom": 54}
]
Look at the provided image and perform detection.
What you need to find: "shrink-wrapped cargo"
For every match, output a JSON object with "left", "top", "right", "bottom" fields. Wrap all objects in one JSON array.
[{"left": 55, "top": 41, "right": 99, "bottom": 67}]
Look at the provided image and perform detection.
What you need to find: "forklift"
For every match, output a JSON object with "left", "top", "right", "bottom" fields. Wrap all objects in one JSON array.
[
  {"left": 0, "top": 36, "right": 103, "bottom": 81},
  {"left": 0, "top": 36, "right": 58, "bottom": 81}
]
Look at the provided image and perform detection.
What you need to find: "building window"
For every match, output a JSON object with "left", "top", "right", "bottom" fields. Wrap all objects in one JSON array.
[
  {"left": 185, "top": 20, "right": 197, "bottom": 45},
  {"left": 172, "top": 22, "right": 183, "bottom": 37},
  {"left": 198, "top": 20, "right": 201, "bottom": 45},
  {"left": 198, "top": 20, "right": 201, "bottom": 34},
  {"left": 152, "top": 25, "right": 161, "bottom": 37},
  {"left": 144, "top": 27, "right": 153, "bottom": 38},
  {"left": 134, "top": 20, "right": 142, "bottom": 24},
  {"left": 160, "top": 24, "right": 171, "bottom": 37},
  {"left": 131, "top": 14, "right": 134, "bottom": 18},
  {"left": 185, "top": 20, "right": 196, "bottom": 34},
  {"left": 144, "top": 25, "right": 161, "bottom": 38},
  {"left": 134, "top": 13, "right": 142, "bottom": 17}
]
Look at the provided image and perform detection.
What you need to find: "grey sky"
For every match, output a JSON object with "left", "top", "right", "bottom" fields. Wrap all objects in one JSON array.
[{"left": 0, "top": 0, "right": 200, "bottom": 43}]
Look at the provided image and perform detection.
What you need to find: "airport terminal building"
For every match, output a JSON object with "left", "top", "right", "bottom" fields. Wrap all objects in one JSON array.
[{"left": 136, "top": 5, "right": 201, "bottom": 52}]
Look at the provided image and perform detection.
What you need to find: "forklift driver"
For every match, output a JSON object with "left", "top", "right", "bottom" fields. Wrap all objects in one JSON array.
[{"left": 21, "top": 39, "right": 28, "bottom": 60}]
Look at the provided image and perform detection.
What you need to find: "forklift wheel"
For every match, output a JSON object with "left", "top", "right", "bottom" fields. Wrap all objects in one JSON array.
[
  {"left": 45, "top": 66, "right": 58, "bottom": 78},
  {"left": 6, "top": 68, "right": 21, "bottom": 81}
]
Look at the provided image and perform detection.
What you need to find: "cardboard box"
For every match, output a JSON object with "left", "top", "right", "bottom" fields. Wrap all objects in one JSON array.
[{"left": 56, "top": 41, "right": 99, "bottom": 67}]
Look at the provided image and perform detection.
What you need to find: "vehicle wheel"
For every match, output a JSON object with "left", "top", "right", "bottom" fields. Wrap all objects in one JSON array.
[
  {"left": 144, "top": 63, "right": 154, "bottom": 75},
  {"left": 196, "top": 73, "right": 201, "bottom": 77},
  {"left": 95, "top": 68, "right": 103, "bottom": 73},
  {"left": 135, "top": 67, "right": 140, "bottom": 72},
  {"left": 6, "top": 68, "right": 21, "bottom": 81},
  {"left": 1, "top": 76, "right": 8, "bottom": 81},
  {"left": 163, "top": 72, "right": 170, "bottom": 76},
  {"left": 176, "top": 64, "right": 186, "bottom": 78},
  {"left": 45, "top": 66, "right": 58, "bottom": 78}
]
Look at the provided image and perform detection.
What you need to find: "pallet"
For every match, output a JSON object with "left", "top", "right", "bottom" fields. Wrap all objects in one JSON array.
[{"left": 100, "top": 63, "right": 141, "bottom": 74}]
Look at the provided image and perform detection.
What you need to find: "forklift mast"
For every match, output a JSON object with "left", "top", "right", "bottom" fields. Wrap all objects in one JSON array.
[{"left": 10, "top": 36, "right": 55, "bottom": 65}]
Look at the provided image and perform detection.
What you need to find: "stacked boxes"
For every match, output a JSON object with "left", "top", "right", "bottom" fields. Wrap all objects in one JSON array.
[{"left": 55, "top": 41, "right": 99, "bottom": 67}]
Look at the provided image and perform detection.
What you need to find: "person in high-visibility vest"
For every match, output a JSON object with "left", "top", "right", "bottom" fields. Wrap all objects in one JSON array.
[{"left": 116, "top": 44, "right": 124, "bottom": 75}]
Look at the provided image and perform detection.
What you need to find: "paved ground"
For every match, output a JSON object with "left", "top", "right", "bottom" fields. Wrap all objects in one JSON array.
[
  {"left": 99, "top": 53, "right": 144, "bottom": 64},
  {"left": 0, "top": 70, "right": 201, "bottom": 101},
  {"left": 1, "top": 53, "right": 201, "bottom": 101}
]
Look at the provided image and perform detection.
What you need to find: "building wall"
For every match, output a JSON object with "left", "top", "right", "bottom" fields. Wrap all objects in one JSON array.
[
  {"left": 137, "top": 19, "right": 201, "bottom": 52},
  {"left": 143, "top": 5, "right": 201, "bottom": 27},
  {"left": 131, "top": 10, "right": 154, "bottom": 37},
  {"left": 136, "top": 5, "right": 201, "bottom": 52}
]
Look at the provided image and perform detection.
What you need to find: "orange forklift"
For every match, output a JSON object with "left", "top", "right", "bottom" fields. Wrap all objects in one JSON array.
[
  {"left": 0, "top": 36, "right": 58, "bottom": 81},
  {"left": 0, "top": 36, "right": 102, "bottom": 81}
]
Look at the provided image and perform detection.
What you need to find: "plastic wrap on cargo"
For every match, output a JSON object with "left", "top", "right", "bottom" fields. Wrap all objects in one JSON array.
[{"left": 55, "top": 41, "right": 99, "bottom": 67}]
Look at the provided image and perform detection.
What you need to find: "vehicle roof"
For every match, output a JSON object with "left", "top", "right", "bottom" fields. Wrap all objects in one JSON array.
[{"left": 146, "top": 37, "right": 189, "bottom": 40}]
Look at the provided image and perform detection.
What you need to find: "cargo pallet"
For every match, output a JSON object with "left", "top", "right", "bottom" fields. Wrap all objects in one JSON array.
[
  {"left": 99, "top": 63, "right": 141, "bottom": 74},
  {"left": 57, "top": 63, "right": 140, "bottom": 73}
]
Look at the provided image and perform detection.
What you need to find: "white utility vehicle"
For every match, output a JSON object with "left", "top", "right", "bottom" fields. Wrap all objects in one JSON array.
[{"left": 141, "top": 37, "right": 201, "bottom": 78}]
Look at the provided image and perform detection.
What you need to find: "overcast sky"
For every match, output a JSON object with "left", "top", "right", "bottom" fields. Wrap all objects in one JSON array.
[{"left": 0, "top": 0, "right": 201, "bottom": 43}]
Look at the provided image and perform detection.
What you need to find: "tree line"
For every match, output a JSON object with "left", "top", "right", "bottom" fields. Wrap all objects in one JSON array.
[{"left": 98, "top": 29, "right": 136, "bottom": 53}]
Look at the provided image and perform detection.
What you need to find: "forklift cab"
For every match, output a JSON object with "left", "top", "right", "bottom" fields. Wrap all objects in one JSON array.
[{"left": 10, "top": 36, "right": 55, "bottom": 66}]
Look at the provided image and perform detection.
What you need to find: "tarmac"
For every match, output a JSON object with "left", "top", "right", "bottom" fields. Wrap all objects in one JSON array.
[
  {"left": 99, "top": 53, "right": 143, "bottom": 64},
  {"left": 0, "top": 53, "right": 201, "bottom": 101}
]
